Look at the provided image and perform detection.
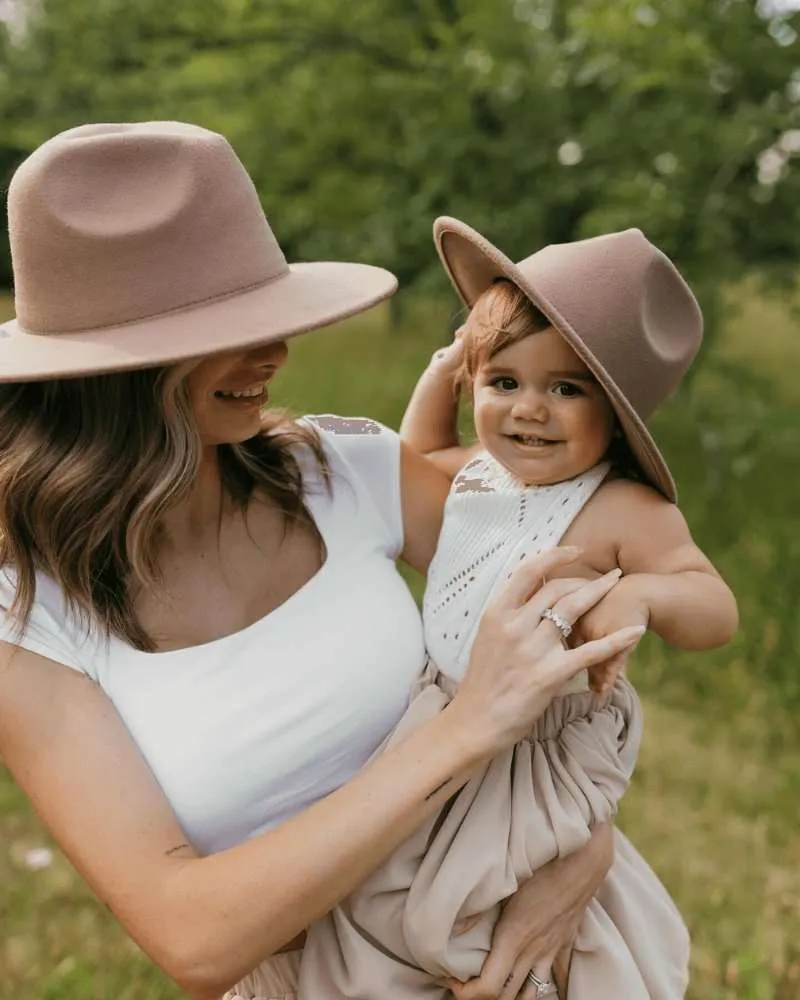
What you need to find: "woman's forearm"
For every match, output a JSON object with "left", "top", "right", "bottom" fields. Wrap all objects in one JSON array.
[
  {"left": 569, "top": 820, "right": 615, "bottom": 896},
  {"left": 536, "top": 821, "right": 614, "bottom": 913},
  {"left": 162, "top": 703, "right": 488, "bottom": 999}
]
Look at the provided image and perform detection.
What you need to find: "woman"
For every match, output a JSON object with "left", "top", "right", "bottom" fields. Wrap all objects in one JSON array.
[{"left": 0, "top": 122, "right": 645, "bottom": 1000}]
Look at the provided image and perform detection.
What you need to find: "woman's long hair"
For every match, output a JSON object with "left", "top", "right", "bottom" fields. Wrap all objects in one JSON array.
[{"left": 0, "top": 365, "right": 329, "bottom": 651}]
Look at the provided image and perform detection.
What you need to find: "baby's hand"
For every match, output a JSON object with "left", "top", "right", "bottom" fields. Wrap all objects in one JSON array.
[
  {"left": 425, "top": 326, "right": 466, "bottom": 377},
  {"left": 572, "top": 574, "right": 650, "bottom": 694}
]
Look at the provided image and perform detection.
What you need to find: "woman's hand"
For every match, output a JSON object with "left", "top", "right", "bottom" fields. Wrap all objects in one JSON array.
[
  {"left": 448, "top": 547, "right": 646, "bottom": 758},
  {"left": 440, "top": 824, "right": 615, "bottom": 999},
  {"left": 571, "top": 574, "right": 650, "bottom": 695}
]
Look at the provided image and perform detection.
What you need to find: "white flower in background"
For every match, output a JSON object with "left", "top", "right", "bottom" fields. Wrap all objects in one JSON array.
[
  {"left": 788, "top": 69, "right": 800, "bottom": 103},
  {"left": 635, "top": 5, "right": 659, "bottom": 27},
  {"left": 768, "top": 19, "right": 798, "bottom": 45},
  {"left": 23, "top": 847, "right": 54, "bottom": 870},
  {"left": 757, "top": 147, "right": 787, "bottom": 186},
  {"left": 557, "top": 140, "right": 583, "bottom": 166},
  {"left": 512, "top": 0, "right": 551, "bottom": 29},
  {"left": 759, "top": 0, "right": 800, "bottom": 14},
  {"left": 464, "top": 49, "right": 494, "bottom": 75},
  {"left": 654, "top": 152, "right": 678, "bottom": 175},
  {"left": 778, "top": 129, "right": 800, "bottom": 154}
]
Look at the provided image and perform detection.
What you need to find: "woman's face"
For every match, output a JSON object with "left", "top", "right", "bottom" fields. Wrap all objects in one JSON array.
[{"left": 186, "top": 340, "right": 289, "bottom": 447}]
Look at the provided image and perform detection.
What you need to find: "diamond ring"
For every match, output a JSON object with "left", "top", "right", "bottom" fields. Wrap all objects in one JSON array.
[
  {"left": 526, "top": 969, "right": 559, "bottom": 996},
  {"left": 540, "top": 607, "right": 572, "bottom": 639}
]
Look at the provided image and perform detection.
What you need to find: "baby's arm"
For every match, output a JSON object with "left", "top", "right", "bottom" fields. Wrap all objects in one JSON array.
[
  {"left": 593, "top": 480, "right": 739, "bottom": 650},
  {"left": 399, "top": 337, "right": 481, "bottom": 479}
]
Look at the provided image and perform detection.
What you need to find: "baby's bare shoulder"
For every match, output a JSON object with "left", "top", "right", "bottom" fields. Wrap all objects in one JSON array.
[
  {"left": 591, "top": 477, "right": 685, "bottom": 535},
  {"left": 593, "top": 476, "right": 669, "bottom": 510},
  {"left": 565, "top": 478, "right": 685, "bottom": 570}
]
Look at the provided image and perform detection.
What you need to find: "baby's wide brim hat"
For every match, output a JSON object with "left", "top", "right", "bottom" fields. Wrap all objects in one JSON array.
[
  {"left": 433, "top": 217, "right": 703, "bottom": 501},
  {"left": 0, "top": 122, "right": 397, "bottom": 380}
]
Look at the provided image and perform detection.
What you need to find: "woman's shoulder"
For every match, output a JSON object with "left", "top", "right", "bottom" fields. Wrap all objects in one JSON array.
[
  {"left": 299, "top": 413, "right": 400, "bottom": 470},
  {"left": 0, "top": 567, "right": 99, "bottom": 676},
  {"left": 302, "top": 414, "right": 386, "bottom": 434},
  {"left": 299, "top": 414, "right": 404, "bottom": 555},
  {"left": 301, "top": 413, "right": 396, "bottom": 442}
]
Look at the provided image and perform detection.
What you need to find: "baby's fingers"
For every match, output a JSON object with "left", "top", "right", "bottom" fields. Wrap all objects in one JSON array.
[
  {"left": 587, "top": 650, "right": 626, "bottom": 693},
  {"left": 570, "top": 626, "right": 646, "bottom": 678}
]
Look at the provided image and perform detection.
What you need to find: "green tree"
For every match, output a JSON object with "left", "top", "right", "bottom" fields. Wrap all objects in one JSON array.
[{"left": 1, "top": 0, "right": 798, "bottom": 333}]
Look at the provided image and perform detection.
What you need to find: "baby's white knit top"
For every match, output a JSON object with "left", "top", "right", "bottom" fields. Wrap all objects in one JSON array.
[{"left": 423, "top": 452, "right": 610, "bottom": 684}]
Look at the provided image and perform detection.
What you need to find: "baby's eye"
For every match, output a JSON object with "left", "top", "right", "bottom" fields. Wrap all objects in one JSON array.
[
  {"left": 552, "top": 381, "right": 583, "bottom": 398},
  {"left": 490, "top": 375, "right": 518, "bottom": 392}
]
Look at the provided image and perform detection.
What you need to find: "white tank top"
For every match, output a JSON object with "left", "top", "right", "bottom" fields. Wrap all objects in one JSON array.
[
  {"left": 0, "top": 417, "right": 426, "bottom": 854},
  {"left": 423, "top": 452, "right": 610, "bottom": 683}
]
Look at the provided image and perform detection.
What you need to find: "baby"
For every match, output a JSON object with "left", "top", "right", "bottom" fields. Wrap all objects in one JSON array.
[{"left": 299, "top": 220, "right": 738, "bottom": 1000}]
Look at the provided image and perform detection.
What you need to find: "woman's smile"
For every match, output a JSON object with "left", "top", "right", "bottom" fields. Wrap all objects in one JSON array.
[
  {"left": 213, "top": 382, "right": 270, "bottom": 406},
  {"left": 188, "top": 342, "right": 289, "bottom": 446}
]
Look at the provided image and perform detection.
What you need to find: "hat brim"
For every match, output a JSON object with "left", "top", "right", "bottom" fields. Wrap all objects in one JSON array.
[
  {"left": 0, "top": 261, "right": 396, "bottom": 382},
  {"left": 433, "top": 216, "right": 677, "bottom": 502}
]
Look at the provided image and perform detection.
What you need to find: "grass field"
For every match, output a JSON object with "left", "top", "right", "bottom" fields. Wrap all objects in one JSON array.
[{"left": 1, "top": 287, "right": 798, "bottom": 1000}]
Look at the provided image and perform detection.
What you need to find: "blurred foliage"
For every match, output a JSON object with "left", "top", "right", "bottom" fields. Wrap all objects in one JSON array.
[
  {"left": 1, "top": 0, "right": 799, "bottom": 336},
  {"left": 1, "top": 3, "right": 800, "bottom": 996},
  {"left": 1, "top": 284, "right": 799, "bottom": 1000}
]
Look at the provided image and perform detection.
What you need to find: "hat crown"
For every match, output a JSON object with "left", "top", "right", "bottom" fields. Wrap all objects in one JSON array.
[
  {"left": 433, "top": 216, "right": 705, "bottom": 500},
  {"left": 515, "top": 230, "right": 702, "bottom": 420},
  {"left": 8, "top": 122, "right": 288, "bottom": 334}
]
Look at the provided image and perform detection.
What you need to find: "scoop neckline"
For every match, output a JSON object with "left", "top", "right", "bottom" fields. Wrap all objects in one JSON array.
[{"left": 123, "top": 487, "right": 332, "bottom": 658}]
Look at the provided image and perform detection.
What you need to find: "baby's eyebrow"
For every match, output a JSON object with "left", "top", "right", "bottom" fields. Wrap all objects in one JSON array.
[
  {"left": 549, "top": 369, "right": 598, "bottom": 382},
  {"left": 478, "top": 365, "right": 597, "bottom": 382}
]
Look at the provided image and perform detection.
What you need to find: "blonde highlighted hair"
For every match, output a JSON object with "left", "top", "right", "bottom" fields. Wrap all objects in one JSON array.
[{"left": 0, "top": 366, "right": 329, "bottom": 651}]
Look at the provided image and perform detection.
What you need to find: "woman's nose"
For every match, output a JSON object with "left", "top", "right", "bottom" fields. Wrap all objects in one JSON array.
[{"left": 246, "top": 339, "right": 289, "bottom": 370}]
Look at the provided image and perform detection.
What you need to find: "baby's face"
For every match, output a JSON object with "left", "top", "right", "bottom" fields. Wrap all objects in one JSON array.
[{"left": 472, "top": 328, "right": 616, "bottom": 486}]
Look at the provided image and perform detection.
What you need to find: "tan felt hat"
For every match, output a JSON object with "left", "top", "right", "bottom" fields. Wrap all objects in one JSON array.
[
  {"left": 0, "top": 122, "right": 397, "bottom": 381},
  {"left": 433, "top": 216, "right": 703, "bottom": 501}
]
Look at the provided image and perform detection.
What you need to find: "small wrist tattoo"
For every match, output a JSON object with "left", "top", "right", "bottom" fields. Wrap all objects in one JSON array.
[
  {"left": 165, "top": 843, "right": 191, "bottom": 857},
  {"left": 425, "top": 778, "right": 452, "bottom": 802}
]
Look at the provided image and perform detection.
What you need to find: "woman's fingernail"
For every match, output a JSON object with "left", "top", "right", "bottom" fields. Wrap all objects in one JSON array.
[{"left": 605, "top": 567, "right": 623, "bottom": 580}]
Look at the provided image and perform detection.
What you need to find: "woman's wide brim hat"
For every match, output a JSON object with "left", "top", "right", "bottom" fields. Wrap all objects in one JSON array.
[
  {"left": 433, "top": 216, "right": 703, "bottom": 501},
  {"left": 0, "top": 122, "right": 397, "bottom": 381}
]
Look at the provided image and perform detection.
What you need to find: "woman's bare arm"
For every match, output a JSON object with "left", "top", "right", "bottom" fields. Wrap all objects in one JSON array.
[{"left": 0, "top": 646, "right": 491, "bottom": 999}]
